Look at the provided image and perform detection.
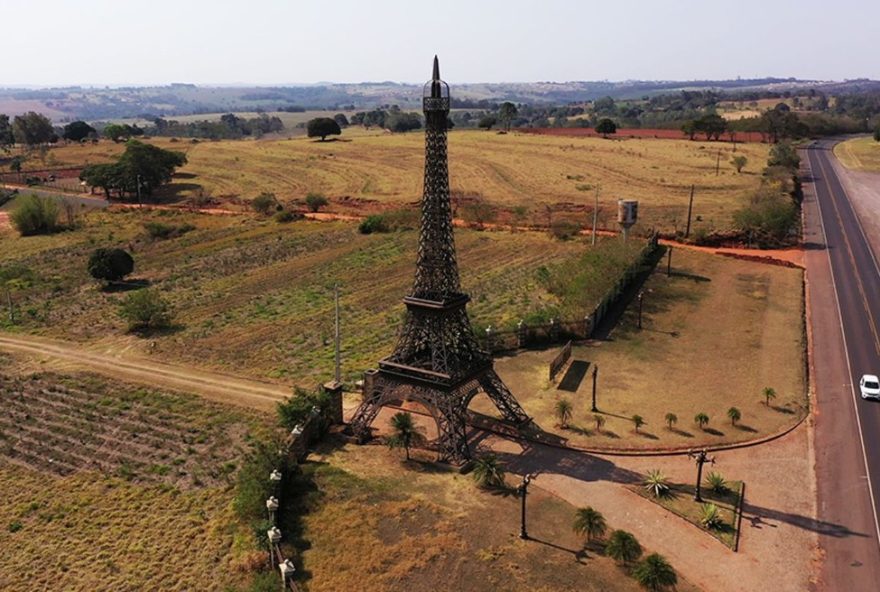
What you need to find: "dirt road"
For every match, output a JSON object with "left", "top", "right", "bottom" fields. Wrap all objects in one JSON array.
[{"left": 0, "top": 333, "right": 289, "bottom": 412}]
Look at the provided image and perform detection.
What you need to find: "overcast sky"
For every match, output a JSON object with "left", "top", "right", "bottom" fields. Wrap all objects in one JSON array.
[{"left": 2, "top": 0, "right": 877, "bottom": 86}]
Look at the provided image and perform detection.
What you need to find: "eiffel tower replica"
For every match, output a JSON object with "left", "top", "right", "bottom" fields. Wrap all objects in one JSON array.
[{"left": 349, "top": 56, "right": 530, "bottom": 463}]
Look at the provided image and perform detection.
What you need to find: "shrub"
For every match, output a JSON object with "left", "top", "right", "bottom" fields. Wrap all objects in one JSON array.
[
  {"left": 276, "top": 387, "right": 332, "bottom": 435},
  {"left": 643, "top": 469, "right": 670, "bottom": 498},
  {"left": 305, "top": 192, "right": 329, "bottom": 212},
  {"left": 143, "top": 221, "right": 195, "bottom": 239},
  {"left": 767, "top": 141, "right": 800, "bottom": 171},
  {"left": 358, "top": 209, "right": 418, "bottom": 234},
  {"left": 88, "top": 248, "right": 134, "bottom": 283},
  {"left": 10, "top": 194, "right": 60, "bottom": 236},
  {"left": 733, "top": 188, "right": 799, "bottom": 247},
  {"left": 633, "top": 553, "right": 677, "bottom": 591},
  {"left": 605, "top": 530, "right": 642, "bottom": 564},
  {"left": 555, "top": 398, "right": 573, "bottom": 428},
  {"left": 359, "top": 214, "right": 388, "bottom": 234},
  {"left": 118, "top": 288, "right": 172, "bottom": 333},
  {"left": 705, "top": 471, "right": 728, "bottom": 494},
  {"left": 699, "top": 503, "right": 724, "bottom": 530},
  {"left": 731, "top": 155, "right": 748, "bottom": 173},
  {"left": 573, "top": 506, "right": 607, "bottom": 544},
  {"left": 274, "top": 210, "right": 298, "bottom": 223},
  {"left": 251, "top": 192, "right": 278, "bottom": 215},
  {"left": 233, "top": 434, "right": 290, "bottom": 524},
  {"left": 386, "top": 411, "right": 426, "bottom": 460},
  {"left": 550, "top": 219, "right": 580, "bottom": 240}
]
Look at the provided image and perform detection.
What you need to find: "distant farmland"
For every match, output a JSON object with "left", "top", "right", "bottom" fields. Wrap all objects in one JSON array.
[{"left": 42, "top": 129, "right": 770, "bottom": 233}]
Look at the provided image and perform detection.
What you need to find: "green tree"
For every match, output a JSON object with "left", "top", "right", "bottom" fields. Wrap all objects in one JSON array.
[
  {"left": 633, "top": 553, "right": 677, "bottom": 591},
  {"left": 305, "top": 192, "right": 329, "bottom": 212},
  {"left": 643, "top": 469, "right": 670, "bottom": 498},
  {"left": 694, "top": 412, "right": 710, "bottom": 430},
  {"left": 697, "top": 113, "right": 727, "bottom": 141},
  {"left": 664, "top": 412, "right": 678, "bottom": 430},
  {"left": 384, "top": 112, "right": 422, "bottom": 132},
  {"left": 573, "top": 506, "right": 607, "bottom": 545},
  {"left": 727, "top": 407, "right": 741, "bottom": 426},
  {"left": 252, "top": 192, "right": 279, "bottom": 215},
  {"left": 498, "top": 102, "right": 518, "bottom": 131},
  {"left": 10, "top": 194, "right": 60, "bottom": 236},
  {"left": 117, "top": 140, "right": 187, "bottom": 197},
  {"left": 63, "top": 121, "right": 96, "bottom": 142},
  {"left": 632, "top": 414, "right": 645, "bottom": 433},
  {"left": 478, "top": 115, "right": 497, "bottom": 130},
  {"left": 681, "top": 120, "right": 697, "bottom": 141},
  {"left": 763, "top": 386, "right": 777, "bottom": 406},
  {"left": 12, "top": 112, "right": 55, "bottom": 146},
  {"left": 0, "top": 114, "right": 14, "bottom": 147},
  {"left": 118, "top": 288, "right": 172, "bottom": 333},
  {"left": 102, "top": 123, "right": 141, "bottom": 142},
  {"left": 386, "top": 411, "right": 425, "bottom": 460},
  {"left": 472, "top": 454, "right": 506, "bottom": 489},
  {"left": 555, "top": 398, "right": 573, "bottom": 428},
  {"left": 87, "top": 248, "right": 134, "bottom": 284},
  {"left": 605, "top": 530, "right": 642, "bottom": 564},
  {"left": 276, "top": 387, "right": 331, "bottom": 433},
  {"left": 333, "top": 113, "right": 349, "bottom": 128},
  {"left": 767, "top": 141, "right": 800, "bottom": 171},
  {"left": 306, "top": 117, "right": 341, "bottom": 141},
  {"left": 595, "top": 118, "right": 617, "bottom": 138},
  {"left": 731, "top": 155, "right": 748, "bottom": 173}
]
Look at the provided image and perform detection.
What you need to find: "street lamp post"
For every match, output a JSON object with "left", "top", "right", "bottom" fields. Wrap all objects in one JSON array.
[
  {"left": 518, "top": 474, "right": 532, "bottom": 539},
  {"left": 591, "top": 364, "right": 598, "bottom": 412},
  {"left": 687, "top": 449, "right": 716, "bottom": 502}
]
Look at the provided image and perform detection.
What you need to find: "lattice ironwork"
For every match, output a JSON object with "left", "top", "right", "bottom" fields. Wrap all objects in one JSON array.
[{"left": 349, "top": 56, "right": 530, "bottom": 463}]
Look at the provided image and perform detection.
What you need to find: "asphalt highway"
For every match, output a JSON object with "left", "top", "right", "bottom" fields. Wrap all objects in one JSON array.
[{"left": 806, "top": 139, "right": 880, "bottom": 588}]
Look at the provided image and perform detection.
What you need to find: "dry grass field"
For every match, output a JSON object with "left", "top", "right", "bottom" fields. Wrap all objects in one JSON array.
[
  {"left": 833, "top": 136, "right": 880, "bottom": 172},
  {"left": 0, "top": 209, "right": 641, "bottom": 385},
  {"left": 0, "top": 369, "right": 270, "bottom": 592},
  {"left": 479, "top": 249, "right": 807, "bottom": 449},
  {"left": 37, "top": 129, "right": 770, "bottom": 232},
  {"left": 295, "top": 441, "right": 701, "bottom": 592}
]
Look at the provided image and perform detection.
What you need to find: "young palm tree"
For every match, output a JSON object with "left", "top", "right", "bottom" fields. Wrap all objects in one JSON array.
[
  {"left": 664, "top": 412, "right": 678, "bottom": 430},
  {"left": 634, "top": 553, "right": 678, "bottom": 591},
  {"left": 763, "top": 386, "right": 777, "bottom": 407},
  {"left": 632, "top": 414, "right": 645, "bottom": 433},
  {"left": 386, "top": 411, "right": 425, "bottom": 460},
  {"left": 472, "top": 453, "right": 506, "bottom": 489},
  {"left": 555, "top": 398, "right": 574, "bottom": 429},
  {"left": 705, "top": 471, "right": 728, "bottom": 494},
  {"left": 643, "top": 469, "right": 670, "bottom": 498},
  {"left": 593, "top": 413, "right": 605, "bottom": 433},
  {"left": 727, "top": 407, "right": 742, "bottom": 426},
  {"left": 699, "top": 503, "right": 724, "bottom": 530},
  {"left": 573, "top": 506, "right": 607, "bottom": 545},
  {"left": 605, "top": 529, "right": 642, "bottom": 565},
  {"left": 694, "top": 412, "right": 710, "bottom": 431}
]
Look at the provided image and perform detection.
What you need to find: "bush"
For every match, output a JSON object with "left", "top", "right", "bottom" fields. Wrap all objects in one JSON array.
[
  {"left": 305, "top": 192, "right": 329, "bottom": 212},
  {"left": 252, "top": 192, "right": 278, "bottom": 215},
  {"left": 550, "top": 219, "right": 580, "bottom": 240},
  {"left": 699, "top": 503, "right": 724, "bottom": 530},
  {"left": 605, "top": 529, "right": 642, "bottom": 564},
  {"left": 10, "top": 194, "right": 60, "bottom": 236},
  {"left": 274, "top": 210, "right": 298, "bottom": 223},
  {"left": 359, "top": 214, "right": 389, "bottom": 234},
  {"left": 233, "top": 433, "right": 290, "bottom": 524},
  {"left": 88, "top": 248, "right": 134, "bottom": 283},
  {"left": 767, "top": 141, "right": 800, "bottom": 171},
  {"left": 143, "top": 221, "right": 195, "bottom": 239},
  {"left": 733, "top": 188, "right": 799, "bottom": 247},
  {"left": 705, "top": 471, "right": 728, "bottom": 494},
  {"left": 472, "top": 454, "right": 506, "bottom": 489},
  {"left": 277, "top": 387, "right": 332, "bottom": 435},
  {"left": 643, "top": 469, "right": 670, "bottom": 498},
  {"left": 118, "top": 288, "right": 172, "bottom": 333}
]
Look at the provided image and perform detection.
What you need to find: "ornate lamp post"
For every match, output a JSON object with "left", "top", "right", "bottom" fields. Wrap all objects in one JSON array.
[
  {"left": 518, "top": 474, "right": 533, "bottom": 539},
  {"left": 687, "top": 449, "right": 716, "bottom": 502}
]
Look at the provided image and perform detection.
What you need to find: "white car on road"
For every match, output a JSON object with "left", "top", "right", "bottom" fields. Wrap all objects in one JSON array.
[{"left": 859, "top": 374, "right": 880, "bottom": 400}]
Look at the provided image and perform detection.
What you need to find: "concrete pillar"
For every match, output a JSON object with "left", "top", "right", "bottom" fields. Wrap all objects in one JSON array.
[{"left": 322, "top": 380, "right": 344, "bottom": 425}]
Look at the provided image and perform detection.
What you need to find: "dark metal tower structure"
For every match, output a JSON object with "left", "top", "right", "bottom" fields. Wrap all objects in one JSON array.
[{"left": 349, "top": 56, "right": 530, "bottom": 463}]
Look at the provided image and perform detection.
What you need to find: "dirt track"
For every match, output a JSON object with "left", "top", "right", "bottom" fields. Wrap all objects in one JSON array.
[{"left": 0, "top": 333, "right": 289, "bottom": 412}]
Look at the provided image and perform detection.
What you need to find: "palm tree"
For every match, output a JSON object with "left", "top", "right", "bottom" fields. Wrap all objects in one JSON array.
[
  {"left": 386, "top": 411, "right": 425, "bottom": 460},
  {"left": 727, "top": 407, "right": 741, "bottom": 426},
  {"left": 643, "top": 469, "right": 670, "bottom": 498},
  {"left": 593, "top": 413, "right": 605, "bottom": 433},
  {"left": 632, "top": 414, "right": 645, "bottom": 433},
  {"left": 605, "top": 529, "right": 642, "bottom": 565},
  {"left": 555, "top": 398, "right": 573, "bottom": 429},
  {"left": 634, "top": 553, "right": 678, "bottom": 591},
  {"left": 694, "top": 412, "right": 710, "bottom": 431},
  {"left": 573, "top": 506, "right": 607, "bottom": 545},
  {"left": 664, "top": 412, "right": 678, "bottom": 430},
  {"left": 472, "top": 454, "right": 506, "bottom": 489},
  {"left": 763, "top": 387, "right": 777, "bottom": 407},
  {"left": 699, "top": 503, "right": 724, "bottom": 530}
]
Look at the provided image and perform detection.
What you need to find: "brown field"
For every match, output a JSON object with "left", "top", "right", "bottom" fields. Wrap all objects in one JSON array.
[
  {"left": 479, "top": 248, "right": 807, "bottom": 450},
  {"left": 29, "top": 129, "right": 771, "bottom": 233},
  {"left": 0, "top": 370, "right": 269, "bottom": 592}
]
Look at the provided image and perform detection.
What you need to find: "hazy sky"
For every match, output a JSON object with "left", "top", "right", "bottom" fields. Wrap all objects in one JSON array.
[{"left": 2, "top": 0, "right": 877, "bottom": 86}]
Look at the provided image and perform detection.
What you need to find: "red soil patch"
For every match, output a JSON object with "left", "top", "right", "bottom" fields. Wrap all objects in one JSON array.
[
  {"left": 0, "top": 212, "right": 10, "bottom": 231},
  {"left": 521, "top": 127, "right": 766, "bottom": 143}
]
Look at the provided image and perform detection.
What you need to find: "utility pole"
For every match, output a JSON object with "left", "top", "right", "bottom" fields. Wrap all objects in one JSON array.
[
  {"left": 687, "top": 449, "right": 715, "bottom": 502},
  {"left": 591, "top": 364, "right": 598, "bottom": 412},
  {"left": 684, "top": 185, "right": 695, "bottom": 238},
  {"left": 136, "top": 174, "right": 142, "bottom": 208},
  {"left": 334, "top": 284, "right": 341, "bottom": 384},
  {"left": 518, "top": 474, "right": 533, "bottom": 539},
  {"left": 666, "top": 246, "right": 673, "bottom": 277},
  {"left": 591, "top": 186, "right": 600, "bottom": 246},
  {"left": 4, "top": 285, "right": 14, "bottom": 324},
  {"left": 715, "top": 150, "right": 721, "bottom": 176}
]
